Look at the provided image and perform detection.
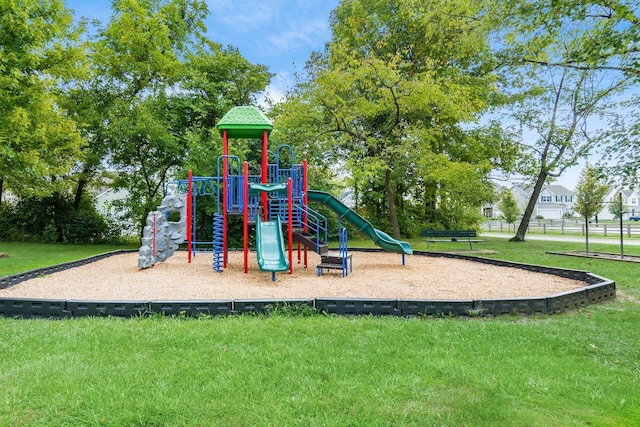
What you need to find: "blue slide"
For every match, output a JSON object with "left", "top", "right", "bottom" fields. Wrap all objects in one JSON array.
[
  {"left": 308, "top": 190, "right": 413, "bottom": 255},
  {"left": 255, "top": 216, "right": 290, "bottom": 279}
]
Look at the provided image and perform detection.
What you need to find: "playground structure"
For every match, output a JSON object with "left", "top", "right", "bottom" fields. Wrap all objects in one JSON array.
[{"left": 137, "top": 106, "right": 413, "bottom": 280}]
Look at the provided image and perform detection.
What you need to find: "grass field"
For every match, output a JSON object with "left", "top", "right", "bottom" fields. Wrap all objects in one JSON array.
[{"left": 1, "top": 238, "right": 639, "bottom": 426}]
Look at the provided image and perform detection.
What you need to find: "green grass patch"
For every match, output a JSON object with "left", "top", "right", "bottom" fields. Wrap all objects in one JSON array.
[
  {"left": 0, "top": 242, "right": 136, "bottom": 277},
  {"left": 1, "top": 313, "right": 639, "bottom": 426},
  {"left": 1, "top": 239, "right": 639, "bottom": 426}
]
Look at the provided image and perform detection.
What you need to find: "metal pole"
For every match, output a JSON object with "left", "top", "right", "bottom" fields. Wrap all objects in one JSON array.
[
  {"left": 620, "top": 192, "right": 624, "bottom": 258},
  {"left": 303, "top": 159, "right": 308, "bottom": 268},
  {"left": 222, "top": 130, "right": 228, "bottom": 268},
  {"left": 261, "top": 130, "right": 269, "bottom": 221},
  {"left": 243, "top": 161, "right": 249, "bottom": 273},
  {"left": 187, "top": 170, "right": 192, "bottom": 263},
  {"left": 288, "top": 178, "right": 293, "bottom": 275},
  {"left": 585, "top": 201, "right": 589, "bottom": 254}
]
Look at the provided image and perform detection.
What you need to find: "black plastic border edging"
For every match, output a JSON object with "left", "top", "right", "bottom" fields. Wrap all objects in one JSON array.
[
  {"left": 0, "top": 249, "right": 138, "bottom": 290},
  {"left": 0, "top": 249, "right": 615, "bottom": 319}
]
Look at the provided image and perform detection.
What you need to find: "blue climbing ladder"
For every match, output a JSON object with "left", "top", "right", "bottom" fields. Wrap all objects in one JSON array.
[{"left": 212, "top": 213, "right": 224, "bottom": 272}]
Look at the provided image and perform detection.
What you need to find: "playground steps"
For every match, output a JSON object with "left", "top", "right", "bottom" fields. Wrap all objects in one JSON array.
[
  {"left": 317, "top": 253, "right": 353, "bottom": 276},
  {"left": 292, "top": 230, "right": 329, "bottom": 255},
  {"left": 318, "top": 254, "right": 347, "bottom": 268}
]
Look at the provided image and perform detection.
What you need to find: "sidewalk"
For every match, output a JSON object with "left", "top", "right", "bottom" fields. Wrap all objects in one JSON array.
[{"left": 480, "top": 231, "right": 640, "bottom": 246}]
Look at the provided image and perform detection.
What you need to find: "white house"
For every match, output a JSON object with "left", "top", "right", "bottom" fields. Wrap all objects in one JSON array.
[
  {"left": 482, "top": 183, "right": 504, "bottom": 218},
  {"left": 598, "top": 187, "right": 640, "bottom": 220},
  {"left": 485, "top": 183, "right": 576, "bottom": 220},
  {"left": 95, "top": 187, "right": 135, "bottom": 234},
  {"left": 535, "top": 185, "right": 575, "bottom": 219}
]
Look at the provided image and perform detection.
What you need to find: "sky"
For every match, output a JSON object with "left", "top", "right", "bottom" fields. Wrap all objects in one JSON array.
[
  {"left": 66, "top": 0, "right": 340, "bottom": 104},
  {"left": 65, "top": 0, "right": 587, "bottom": 189}
]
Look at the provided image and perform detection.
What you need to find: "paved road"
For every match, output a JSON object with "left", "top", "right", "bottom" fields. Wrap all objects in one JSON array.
[{"left": 480, "top": 231, "right": 640, "bottom": 246}]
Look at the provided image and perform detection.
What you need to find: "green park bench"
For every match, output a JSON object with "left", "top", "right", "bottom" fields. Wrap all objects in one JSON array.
[{"left": 420, "top": 229, "right": 483, "bottom": 251}]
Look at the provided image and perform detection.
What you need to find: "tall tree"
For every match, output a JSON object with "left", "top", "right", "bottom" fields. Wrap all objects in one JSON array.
[
  {"left": 507, "top": 66, "right": 631, "bottom": 241},
  {"left": 280, "top": 0, "right": 516, "bottom": 237},
  {"left": 491, "top": 1, "right": 638, "bottom": 241},
  {"left": 496, "top": 1, "right": 639, "bottom": 78},
  {"left": 0, "top": 0, "right": 87, "bottom": 203},
  {"left": 91, "top": 0, "right": 271, "bottom": 232}
]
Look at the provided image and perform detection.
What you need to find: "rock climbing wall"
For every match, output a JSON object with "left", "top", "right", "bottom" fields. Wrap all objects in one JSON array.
[{"left": 137, "top": 194, "right": 187, "bottom": 269}]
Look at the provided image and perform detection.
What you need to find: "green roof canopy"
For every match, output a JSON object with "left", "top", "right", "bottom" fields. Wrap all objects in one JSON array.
[{"left": 217, "top": 106, "right": 273, "bottom": 139}]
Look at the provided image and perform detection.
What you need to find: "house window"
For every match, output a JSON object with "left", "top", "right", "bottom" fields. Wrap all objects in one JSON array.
[
  {"left": 632, "top": 198, "right": 637, "bottom": 205},
  {"left": 566, "top": 196, "right": 572, "bottom": 202},
  {"left": 555, "top": 195, "right": 561, "bottom": 202},
  {"left": 541, "top": 195, "right": 552, "bottom": 203}
]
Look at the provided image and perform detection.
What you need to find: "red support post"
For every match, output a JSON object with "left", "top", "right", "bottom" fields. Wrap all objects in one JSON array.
[
  {"left": 288, "top": 177, "right": 293, "bottom": 274},
  {"left": 303, "top": 159, "right": 309, "bottom": 268},
  {"left": 243, "top": 161, "right": 249, "bottom": 274},
  {"left": 187, "top": 170, "right": 193, "bottom": 263},
  {"left": 261, "top": 129, "right": 268, "bottom": 221},
  {"left": 223, "top": 130, "right": 228, "bottom": 268}
]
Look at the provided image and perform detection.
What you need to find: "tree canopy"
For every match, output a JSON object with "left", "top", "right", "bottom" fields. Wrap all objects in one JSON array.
[
  {"left": 489, "top": 0, "right": 639, "bottom": 241},
  {"left": 2, "top": 0, "right": 640, "bottom": 243},
  {"left": 0, "top": 0, "right": 271, "bottom": 241},
  {"left": 75, "top": 0, "right": 271, "bottom": 233},
  {"left": 574, "top": 165, "right": 610, "bottom": 219},
  {"left": 0, "top": 0, "right": 87, "bottom": 202},
  {"left": 274, "top": 0, "right": 518, "bottom": 237}
]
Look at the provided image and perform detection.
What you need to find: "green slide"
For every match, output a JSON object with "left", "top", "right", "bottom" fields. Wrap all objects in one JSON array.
[
  {"left": 307, "top": 190, "right": 413, "bottom": 255},
  {"left": 255, "top": 216, "right": 290, "bottom": 273}
]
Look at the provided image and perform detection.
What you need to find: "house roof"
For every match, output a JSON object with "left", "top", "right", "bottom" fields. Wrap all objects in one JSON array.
[{"left": 545, "top": 185, "right": 573, "bottom": 196}]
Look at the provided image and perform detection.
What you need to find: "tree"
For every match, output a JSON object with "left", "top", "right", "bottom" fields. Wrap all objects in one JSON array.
[
  {"left": 494, "top": 0, "right": 640, "bottom": 234},
  {"left": 574, "top": 166, "right": 609, "bottom": 220},
  {"left": 280, "top": 0, "right": 517, "bottom": 237},
  {"left": 490, "top": 1, "right": 640, "bottom": 240},
  {"left": 608, "top": 194, "right": 628, "bottom": 220},
  {"left": 0, "top": 0, "right": 87, "bottom": 203},
  {"left": 495, "top": 1, "right": 639, "bottom": 79},
  {"left": 499, "top": 189, "right": 521, "bottom": 226},
  {"left": 599, "top": 94, "right": 640, "bottom": 185},
  {"left": 507, "top": 66, "right": 631, "bottom": 241},
  {"left": 90, "top": 0, "right": 271, "bottom": 233}
]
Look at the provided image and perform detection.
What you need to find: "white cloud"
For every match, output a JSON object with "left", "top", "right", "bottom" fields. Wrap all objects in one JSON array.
[
  {"left": 263, "top": 18, "right": 329, "bottom": 54},
  {"left": 257, "top": 72, "right": 294, "bottom": 109}
]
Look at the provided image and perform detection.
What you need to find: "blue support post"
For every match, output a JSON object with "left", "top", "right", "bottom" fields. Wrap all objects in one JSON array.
[{"left": 338, "top": 219, "right": 349, "bottom": 277}]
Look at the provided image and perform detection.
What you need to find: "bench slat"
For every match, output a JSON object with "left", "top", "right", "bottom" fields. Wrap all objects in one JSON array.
[{"left": 420, "top": 229, "right": 477, "bottom": 238}]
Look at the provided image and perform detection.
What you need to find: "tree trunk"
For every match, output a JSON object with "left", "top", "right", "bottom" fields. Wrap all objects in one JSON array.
[
  {"left": 74, "top": 177, "right": 87, "bottom": 210},
  {"left": 0, "top": 179, "right": 3, "bottom": 205},
  {"left": 384, "top": 168, "right": 401, "bottom": 239},
  {"left": 423, "top": 181, "right": 437, "bottom": 223},
  {"left": 511, "top": 170, "right": 548, "bottom": 242}
]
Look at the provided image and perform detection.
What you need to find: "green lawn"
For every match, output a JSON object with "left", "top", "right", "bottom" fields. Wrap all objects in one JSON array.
[
  {"left": 0, "top": 242, "right": 136, "bottom": 277},
  {"left": 1, "top": 239, "right": 639, "bottom": 426}
]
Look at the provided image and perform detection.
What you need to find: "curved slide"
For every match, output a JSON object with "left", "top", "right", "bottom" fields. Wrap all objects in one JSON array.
[
  {"left": 255, "top": 216, "right": 290, "bottom": 273},
  {"left": 307, "top": 190, "right": 413, "bottom": 255}
]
